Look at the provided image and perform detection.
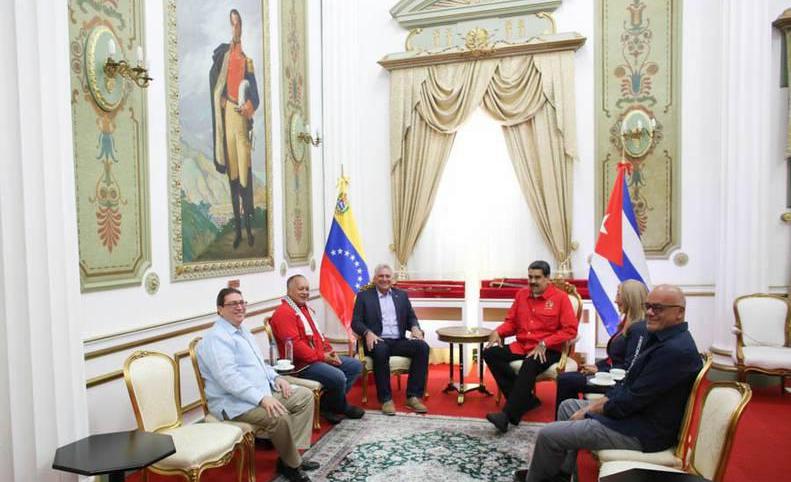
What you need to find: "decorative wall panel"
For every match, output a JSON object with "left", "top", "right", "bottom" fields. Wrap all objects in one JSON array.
[
  {"left": 280, "top": 0, "right": 313, "bottom": 265},
  {"left": 165, "top": 0, "right": 273, "bottom": 281},
  {"left": 595, "top": 0, "right": 681, "bottom": 256},
  {"left": 68, "top": 0, "right": 151, "bottom": 291}
]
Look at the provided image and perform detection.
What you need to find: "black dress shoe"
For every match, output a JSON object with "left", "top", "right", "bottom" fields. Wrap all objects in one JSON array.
[
  {"left": 344, "top": 405, "right": 365, "bottom": 419},
  {"left": 486, "top": 411, "right": 509, "bottom": 433},
  {"left": 513, "top": 469, "right": 528, "bottom": 482},
  {"left": 300, "top": 460, "right": 320, "bottom": 471},
  {"left": 321, "top": 410, "right": 343, "bottom": 425},
  {"left": 277, "top": 458, "right": 312, "bottom": 482}
]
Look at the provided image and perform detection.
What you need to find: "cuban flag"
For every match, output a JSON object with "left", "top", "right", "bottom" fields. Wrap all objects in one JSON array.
[
  {"left": 319, "top": 177, "right": 370, "bottom": 330},
  {"left": 588, "top": 162, "right": 651, "bottom": 335}
]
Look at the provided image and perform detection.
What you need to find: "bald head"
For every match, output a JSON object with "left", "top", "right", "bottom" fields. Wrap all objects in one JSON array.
[
  {"left": 645, "top": 284, "right": 686, "bottom": 332},
  {"left": 286, "top": 274, "right": 309, "bottom": 305}
]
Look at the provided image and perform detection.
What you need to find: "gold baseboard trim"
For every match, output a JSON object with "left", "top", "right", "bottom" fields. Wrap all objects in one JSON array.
[
  {"left": 180, "top": 399, "right": 202, "bottom": 414},
  {"left": 711, "top": 361, "right": 738, "bottom": 372},
  {"left": 84, "top": 295, "right": 319, "bottom": 361},
  {"left": 86, "top": 369, "right": 124, "bottom": 388},
  {"left": 710, "top": 347, "right": 732, "bottom": 356}
]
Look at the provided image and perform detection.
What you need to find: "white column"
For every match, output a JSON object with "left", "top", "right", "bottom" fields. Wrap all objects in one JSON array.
[
  {"left": 0, "top": 1, "right": 88, "bottom": 480},
  {"left": 711, "top": 0, "right": 773, "bottom": 364}
]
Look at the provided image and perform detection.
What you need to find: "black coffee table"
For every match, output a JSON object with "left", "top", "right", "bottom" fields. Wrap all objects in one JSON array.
[
  {"left": 601, "top": 468, "right": 710, "bottom": 482},
  {"left": 53, "top": 430, "right": 175, "bottom": 482}
]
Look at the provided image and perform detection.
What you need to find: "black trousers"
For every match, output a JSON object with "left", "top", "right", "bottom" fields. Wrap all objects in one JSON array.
[
  {"left": 366, "top": 338, "right": 430, "bottom": 403},
  {"left": 483, "top": 345, "right": 561, "bottom": 419},
  {"left": 554, "top": 371, "right": 610, "bottom": 419}
]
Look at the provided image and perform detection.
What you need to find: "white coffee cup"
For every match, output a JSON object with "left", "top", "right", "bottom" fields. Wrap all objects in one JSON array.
[
  {"left": 610, "top": 368, "right": 626, "bottom": 380},
  {"left": 594, "top": 372, "right": 614, "bottom": 384},
  {"left": 276, "top": 358, "right": 292, "bottom": 368}
]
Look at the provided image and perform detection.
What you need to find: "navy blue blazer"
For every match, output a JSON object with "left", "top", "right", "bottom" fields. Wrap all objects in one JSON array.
[
  {"left": 351, "top": 287, "right": 420, "bottom": 340},
  {"left": 588, "top": 322, "right": 702, "bottom": 452}
]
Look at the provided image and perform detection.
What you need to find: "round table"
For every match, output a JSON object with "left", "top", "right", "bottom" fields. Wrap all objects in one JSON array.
[{"left": 436, "top": 326, "right": 494, "bottom": 404}]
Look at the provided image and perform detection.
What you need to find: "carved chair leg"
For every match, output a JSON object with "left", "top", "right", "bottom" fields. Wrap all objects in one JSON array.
[
  {"left": 361, "top": 369, "right": 369, "bottom": 404},
  {"left": 312, "top": 389, "right": 322, "bottom": 430},
  {"left": 236, "top": 440, "right": 245, "bottom": 482},
  {"left": 245, "top": 432, "right": 256, "bottom": 482}
]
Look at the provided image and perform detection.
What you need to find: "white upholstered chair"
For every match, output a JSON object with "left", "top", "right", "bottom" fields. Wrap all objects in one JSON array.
[
  {"left": 123, "top": 350, "right": 252, "bottom": 482},
  {"left": 495, "top": 279, "right": 583, "bottom": 404},
  {"left": 598, "top": 381, "right": 752, "bottom": 482},
  {"left": 262, "top": 316, "right": 325, "bottom": 429},
  {"left": 595, "top": 353, "right": 713, "bottom": 469},
  {"left": 188, "top": 337, "right": 256, "bottom": 482},
  {"left": 732, "top": 293, "right": 791, "bottom": 393}
]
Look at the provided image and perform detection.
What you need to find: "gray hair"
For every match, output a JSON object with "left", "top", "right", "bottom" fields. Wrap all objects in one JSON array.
[{"left": 373, "top": 264, "right": 393, "bottom": 276}]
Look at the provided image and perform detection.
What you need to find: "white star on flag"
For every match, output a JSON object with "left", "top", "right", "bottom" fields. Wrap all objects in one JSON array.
[
  {"left": 599, "top": 213, "right": 610, "bottom": 235},
  {"left": 344, "top": 250, "right": 350, "bottom": 256},
  {"left": 330, "top": 249, "right": 336, "bottom": 256},
  {"left": 350, "top": 255, "right": 356, "bottom": 260}
]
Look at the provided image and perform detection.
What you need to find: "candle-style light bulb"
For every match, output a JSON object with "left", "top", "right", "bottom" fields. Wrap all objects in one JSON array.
[
  {"left": 637, "top": 119, "right": 643, "bottom": 130},
  {"left": 651, "top": 118, "right": 657, "bottom": 128},
  {"left": 136, "top": 46, "right": 144, "bottom": 66},
  {"left": 108, "top": 38, "right": 116, "bottom": 58}
]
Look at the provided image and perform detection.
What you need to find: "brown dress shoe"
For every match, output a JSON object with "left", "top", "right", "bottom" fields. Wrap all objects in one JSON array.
[
  {"left": 405, "top": 396, "right": 428, "bottom": 413},
  {"left": 381, "top": 400, "right": 396, "bottom": 415}
]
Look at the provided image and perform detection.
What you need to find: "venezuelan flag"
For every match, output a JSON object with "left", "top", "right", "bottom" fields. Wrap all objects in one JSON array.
[{"left": 319, "top": 177, "right": 370, "bottom": 329}]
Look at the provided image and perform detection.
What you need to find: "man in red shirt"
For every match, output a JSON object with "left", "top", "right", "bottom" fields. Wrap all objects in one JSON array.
[
  {"left": 483, "top": 260, "right": 578, "bottom": 432},
  {"left": 270, "top": 275, "right": 364, "bottom": 425}
]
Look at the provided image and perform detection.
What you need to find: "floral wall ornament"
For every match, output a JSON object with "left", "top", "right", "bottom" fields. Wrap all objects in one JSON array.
[
  {"left": 596, "top": 0, "right": 680, "bottom": 256},
  {"left": 68, "top": 0, "right": 151, "bottom": 291}
]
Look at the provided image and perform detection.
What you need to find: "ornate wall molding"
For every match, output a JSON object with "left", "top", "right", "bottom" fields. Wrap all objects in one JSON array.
[
  {"left": 390, "top": 0, "right": 562, "bottom": 28},
  {"left": 595, "top": 0, "right": 681, "bottom": 258},
  {"left": 280, "top": 0, "right": 313, "bottom": 265},
  {"left": 68, "top": 0, "right": 151, "bottom": 291}
]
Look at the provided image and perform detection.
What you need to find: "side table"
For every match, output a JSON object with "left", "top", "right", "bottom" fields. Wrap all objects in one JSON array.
[
  {"left": 436, "top": 326, "right": 494, "bottom": 404},
  {"left": 53, "top": 430, "right": 175, "bottom": 482}
]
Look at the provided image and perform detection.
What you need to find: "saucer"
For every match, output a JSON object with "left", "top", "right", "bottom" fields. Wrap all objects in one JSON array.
[
  {"left": 589, "top": 378, "right": 616, "bottom": 387},
  {"left": 275, "top": 364, "right": 294, "bottom": 372}
]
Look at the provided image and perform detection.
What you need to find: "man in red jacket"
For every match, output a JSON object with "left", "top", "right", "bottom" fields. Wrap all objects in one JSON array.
[
  {"left": 483, "top": 260, "right": 578, "bottom": 432},
  {"left": 270, "top": 275, "right": 364, "bottom": 424}
]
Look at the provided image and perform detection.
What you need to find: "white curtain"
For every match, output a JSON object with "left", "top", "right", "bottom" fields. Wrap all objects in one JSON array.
[{"left": 408, "top": 109, "right": 553, "bottom": 280}]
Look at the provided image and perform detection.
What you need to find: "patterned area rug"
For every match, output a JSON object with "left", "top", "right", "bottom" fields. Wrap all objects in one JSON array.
[{"left": 273, "top": 412, "right": 543, "bottom": 482}]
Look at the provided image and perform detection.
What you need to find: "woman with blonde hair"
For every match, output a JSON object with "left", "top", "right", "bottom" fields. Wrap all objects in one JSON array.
[{"left": 554, "top": 279, "right": 649, "bottom": 416}]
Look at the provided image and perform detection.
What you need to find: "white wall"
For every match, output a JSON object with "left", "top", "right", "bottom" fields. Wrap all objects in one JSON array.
[{"left": 329, "top": 0, "right": 789, "bottom": 356}]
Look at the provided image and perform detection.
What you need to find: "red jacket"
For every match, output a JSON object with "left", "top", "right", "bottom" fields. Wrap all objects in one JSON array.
[
  {"left": 496, "top": 284, "right": 578, "bottom": 355},
  {"left": 270, "top": 300, "right": 331, "bottom": 368}
]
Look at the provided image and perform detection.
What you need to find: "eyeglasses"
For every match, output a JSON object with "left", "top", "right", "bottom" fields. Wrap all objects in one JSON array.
[
  {"left": 644, "top": 302, "right": 683, "bottom": 313},
  {"left": 223, "top": 300, "right": 248, "bottom": 308}
]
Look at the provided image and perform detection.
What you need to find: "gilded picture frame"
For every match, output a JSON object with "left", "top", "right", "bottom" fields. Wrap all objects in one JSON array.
[{"left": 165, "top": 0, "right": 274, "bottom": 281}]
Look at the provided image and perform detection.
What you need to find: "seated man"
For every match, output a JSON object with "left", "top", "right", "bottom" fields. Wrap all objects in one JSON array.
[
  {"left": 483, "top": 260, "right": 578, "bottom": 432},
  {"left": 197, "top": 287, "right": 317, "bottom": 482},
  {"left": 515, "top": 284, "right": 703, "bottom": 482},
  {"left": 351, "top": 263, "right": 430, "bottom": 415},
  {"left": 270, "top": 274, "right": 364, "bottom": 424}
]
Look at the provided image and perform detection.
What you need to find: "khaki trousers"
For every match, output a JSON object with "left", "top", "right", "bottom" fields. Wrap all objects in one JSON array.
[
  {"left": 223, "top": 105, "right": 251, "bottom": 187},
  {"left": 233, "top": 385, "right": 313, "bottom": 468}
]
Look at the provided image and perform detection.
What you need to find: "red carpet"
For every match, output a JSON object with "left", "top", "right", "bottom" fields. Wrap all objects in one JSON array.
[{"left": 128, "top": 364, "right": 791, "bottom": 481}]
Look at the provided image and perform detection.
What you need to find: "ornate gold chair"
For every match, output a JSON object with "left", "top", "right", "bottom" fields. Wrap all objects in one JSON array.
[
  {"left": 123, "top": 350, "right": 252, "bottom": 482},
  {"left": 595, "top": 353, "right": 713, "bottom": 469},
  {"left": 263, "top": 316, "right": 325, "bottom": 429},
  {"left": 188, "top": 337, "right": 256, "bottom": 482},
  {"left": 732, "top": 293, "right": 791, "bottom": 393},
  {"left": 495, "top": 278, "right": 583, "bottom": 404},
  {"left": 598, "top": 381, "right": 752, "bottom": 482}
]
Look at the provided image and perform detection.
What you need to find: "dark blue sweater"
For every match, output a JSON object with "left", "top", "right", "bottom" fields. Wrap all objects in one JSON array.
[{"left": 588, "top": 322, "right": 701, "bottom": 452}]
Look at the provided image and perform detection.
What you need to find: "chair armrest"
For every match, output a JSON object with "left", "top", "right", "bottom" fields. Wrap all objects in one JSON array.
[{"left": 325, "top": 336, "right": 356, "bottom": 356}]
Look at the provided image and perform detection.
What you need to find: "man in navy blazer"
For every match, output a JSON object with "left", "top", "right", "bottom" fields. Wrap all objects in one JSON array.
[{"left": 351, "top": 264, "right": 429, "bottom": 415}]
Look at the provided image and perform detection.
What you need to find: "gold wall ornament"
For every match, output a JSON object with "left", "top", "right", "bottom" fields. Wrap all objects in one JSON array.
[
  {"left": 672, "top": 251, "right": 689, "bottom": 267},
  {"left": 144, "top": 271, "right": 160, "bottom": 295},
  {"left": 781, "top": 212, "right": 791, "bottom": 224},
  {"left": 85, "top": 25, "right": 126, "bottom": 112},
  {"left": 464, "top": 27, "right": 490, "bottom": 51},
  {"left": 535, "top": 11, "right": 557, "bottom": 34}
]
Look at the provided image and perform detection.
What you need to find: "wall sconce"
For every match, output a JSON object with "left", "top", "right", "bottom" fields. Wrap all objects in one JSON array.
[
  {"left": 297, "top": 123, "right": 322, "bottom": 147},
  {"left": 104, "top": 40, "right": 152, "bottom": 88},
  {"left": 619, "top": 109, "right": 657, "bottom": 159},
  {"left": 288, "top": 112, "right": 320, "bottom": 164}
]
